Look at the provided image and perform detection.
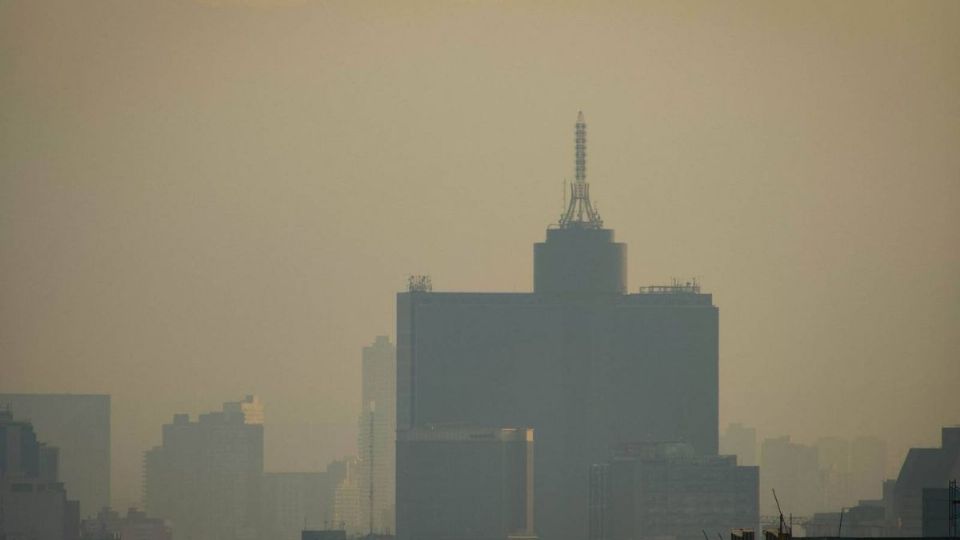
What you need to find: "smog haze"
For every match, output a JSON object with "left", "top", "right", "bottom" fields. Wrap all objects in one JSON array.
[{"left": 1, "top": 0, "right": 958, "bottom": 508}]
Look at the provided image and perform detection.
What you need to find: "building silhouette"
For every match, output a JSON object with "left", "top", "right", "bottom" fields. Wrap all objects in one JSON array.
[
  {"left": 809, "top": 436, "right": 888, "bottom": 514},
  {"left": 143, "top": 396, "right": 263, "bottom": 540},
  {"left": 358, "top": 335, "right": 396, "bottom": 535},
  {"left": 0, "top": 408, "right": 80, "bottom": 540},
  {"left": 589, "top": 442, "right": 758, "bottom": 540},
  {"left": 798, "top": 427, "right": 957, "bottom": 537},
  {"left": 260, "top": 472, "right": 332, "bottom": 540},
  {"left": 329, "top": 337, "right": 396, "bottom": 536},
  {"left": 332, "top": 456, "right": 362, "bottom": 534},
  {"left": 891, "top": 426, "right": 960, "bottom": 536},
  {"left": 920, "top": 485, "right": 952, "bottom": 538},
  {"left": 759, "top": 436, "right": 821, "bottom": 517},
  {"left": 396, "top": 425, "right": 534, "bottom": 540},
  {"left": 396, "top": 113, "right": 719, "bottom": 540},
  {"left": 0, "top": 393, "right": 110, "bottom": 517},
  {"left": 721, "top": 423, "right": 758, "bottom": 467},
  {"left": 803, "top": 504, "right": 887, "bottom": 538},
  {"left": 817, "top": 437, "right": 853, "bottom": 513},
  {"left": 849, "top": 436, "right": 886, "bottom": 505}
]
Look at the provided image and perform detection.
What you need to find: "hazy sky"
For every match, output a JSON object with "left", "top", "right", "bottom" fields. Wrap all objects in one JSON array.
[{"left": 2, "top": 0, "right": 958, "bottom": 508}]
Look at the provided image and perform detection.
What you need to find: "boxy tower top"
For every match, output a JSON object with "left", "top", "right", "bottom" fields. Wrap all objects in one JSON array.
[
  {"left": 534, "top": 112, "right": 626, "bottom": 294},
  {"left": 559, "top": 111, "right": 603, "bottom": 229}
]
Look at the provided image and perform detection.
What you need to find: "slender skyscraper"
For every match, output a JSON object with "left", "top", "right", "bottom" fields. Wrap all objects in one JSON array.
[
  {"left": 357, "top": 336, "right": 396, "bottom": 534},
  {"left": 397, "top": 113, "right": 719, "bottom": 540}
]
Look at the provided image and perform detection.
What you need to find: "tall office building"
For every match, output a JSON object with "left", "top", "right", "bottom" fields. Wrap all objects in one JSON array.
[
  {"left": 396, "top": 425, "right": 535, "bottom": 540},
  {"left": 850, "top": 436, "right": 886, "bottom": 503},
  {"left": 811, "top": 436, "right": 887, "bottom": 511},
  {"left": 397, "top": 113, "right": 719, "bottom": 540},
  {"left": 816, "top": 436, "right": 851, "bottom": 511},
  {"left": 589, "top": 442, "right": 758, "bottom": 540},
  {"left": 143, "top": 396, "right": 264, "bottom": 540},
  {"left": 0, "top": 393, "right": 110, "bottom": 516},
  {"left": 331, "top": 456, "right": 362, "bottom": 534},
  {"left": 0, "top": 409, "right": 80, "bottom": 540},
  {"left": 759, "top": 436, "right": 821, "bottom": 516},
  {"left": 357, "top": 335, "right": 396, "bottom": 534}
]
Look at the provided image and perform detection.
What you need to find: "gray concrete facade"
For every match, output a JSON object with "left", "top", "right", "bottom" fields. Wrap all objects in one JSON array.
[{"left": 396, "top": 224, "right": 718, "bottom": 540}]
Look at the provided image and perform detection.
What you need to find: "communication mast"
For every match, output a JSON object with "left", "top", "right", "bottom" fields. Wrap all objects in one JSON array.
[{"left": 559, "top": 111, "right": 603, "bottom": 229}]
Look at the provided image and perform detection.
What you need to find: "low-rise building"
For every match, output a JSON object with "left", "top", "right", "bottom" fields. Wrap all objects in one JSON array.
[
  {"left": 590, "top": 442, "right": 758, "bottom": 540},
  {"left": 80, "top": 507, "right": 171, "bottom": 540},
  {"left": 396, "top": 425, "right": 534, "bottom": 540}
]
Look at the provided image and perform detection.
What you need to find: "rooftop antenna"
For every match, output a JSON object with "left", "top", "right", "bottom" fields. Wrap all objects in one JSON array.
[
  {"left": 837, "top": 508, "right": 844, "bottom": 537},
  {"left": 558, "top": 111, "right": 603, "bottom": 229}
]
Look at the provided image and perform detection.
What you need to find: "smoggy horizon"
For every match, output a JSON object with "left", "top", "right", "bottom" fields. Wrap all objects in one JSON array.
[{"left": 2, "top": 0, "right": 958, "bottom": 509}]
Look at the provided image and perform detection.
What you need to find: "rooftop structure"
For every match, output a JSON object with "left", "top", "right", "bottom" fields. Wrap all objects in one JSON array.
[{"left": 559, "top": 111, "right": 602, "bottom": 229}]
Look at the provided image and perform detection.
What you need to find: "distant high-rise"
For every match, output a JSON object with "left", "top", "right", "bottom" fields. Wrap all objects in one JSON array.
[
  {"left": 759, "top": 436, "right": 821, "bottom": 516},
  {"left": 397, "top": 113, "right": 719, "bottom": 540},
  {"left": 816, "top": 436, "right": 852, "bottom": 511},
  {"left": 0, "top": 408, "right": 81, "bottom": 540},
  {"left": 811, "top": 435, "right": 888, "bottom": 511},
  {"left": 721, "top": 423, "right": 758, "bottom": 467},
  {"left": 260, "top": 472, "right": 334, "bottom": 540},
  {"left": 331, "top": 336, "right": 397, "bottom": 536},
  {"left": 357, "top": 336, "right": 396, "bottom": 534},
  {"left": 143, "top": 396, "right": 264, "bottom": 540},
  {"left": 850, "top": 436, "right": 886, "bottom": 502},
  {"left": 396, "top": 425, "right": 534, "bottom": 540},
  {"left": 331, "top": 456, "right": 362, "bottom": 533},
  {"left": 0, "top": 393, "right": 110, "bottom": 517}
]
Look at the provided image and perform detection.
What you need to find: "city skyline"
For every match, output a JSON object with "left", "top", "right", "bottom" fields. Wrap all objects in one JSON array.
[{"left": 2, "top": 0, "right": 959, "bottom": 515}]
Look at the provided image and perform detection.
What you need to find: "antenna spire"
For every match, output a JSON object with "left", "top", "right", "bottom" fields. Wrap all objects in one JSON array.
[{"left": 559, "top": 111, "right": 603, "bottom": 229}]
